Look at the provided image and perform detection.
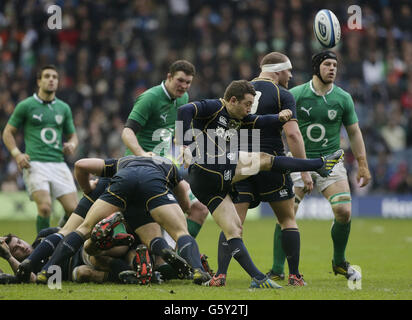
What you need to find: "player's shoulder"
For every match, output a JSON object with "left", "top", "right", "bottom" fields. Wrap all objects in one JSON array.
[
  {"left": 332, "top": 84, "right": 353, "bottom": 100},
  {"left": 54, "top": 97, "right": 71, "bottom": 109}
]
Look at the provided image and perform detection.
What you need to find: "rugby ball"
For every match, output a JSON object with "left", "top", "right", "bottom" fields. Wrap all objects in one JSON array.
[{"left": 313, "top": 9, "right": 341, "bottom": 48}]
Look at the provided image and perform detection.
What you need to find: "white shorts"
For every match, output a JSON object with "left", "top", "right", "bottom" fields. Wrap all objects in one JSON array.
[
  {"left": 291, "top": 160, "right": 348, "bottom": 193},
  {"left": 22, "top": 161, "right": 77, "bottom": 199}
]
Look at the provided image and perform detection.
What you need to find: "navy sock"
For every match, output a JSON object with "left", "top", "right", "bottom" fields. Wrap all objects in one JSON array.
[
  {"left": 271, "top": 156, "right": 323, "bottom": 173},
  {"left": 27, "top": 233, "right": 64, "bottom": 270},
  {"left": 227, "top": 238, "right": 264, "bottom": 280},
  {"left": 176, "top": 235, "right": 203, "bottom": 269},
  {"left": 108, "top": 258, "right": 132, "bottom": 282},
  {"left": 149, "top": 237, "right": 170, "bottom": 257},
  {"left": 216, "top": 231, "right": 232, "bottom": 276},
  {"left": 281, "top": 228, "right": 301, "bottom": 276},
  {"left": 42, "top": 231, "right": 84, "bottom": 272}
]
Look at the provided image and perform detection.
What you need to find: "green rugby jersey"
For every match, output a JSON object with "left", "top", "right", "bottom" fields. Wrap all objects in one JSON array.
[
  {"left": 125, "top": 81, "right": 189, "bottom": 156},
  {"left": 290, "top": 80, "right": 358, "bottom": 158},
  {"left": 8, "top": 93, "right": 76, "bottom": 162}
]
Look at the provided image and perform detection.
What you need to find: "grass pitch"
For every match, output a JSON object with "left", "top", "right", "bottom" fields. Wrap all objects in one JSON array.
[{"left": 1, "top": 217, "right": 412, "bottom": 301}]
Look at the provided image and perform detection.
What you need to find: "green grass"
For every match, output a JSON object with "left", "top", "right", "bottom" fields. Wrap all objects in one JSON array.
[{"left": 1, "top": 218, "right": 412, "bottom": 300}]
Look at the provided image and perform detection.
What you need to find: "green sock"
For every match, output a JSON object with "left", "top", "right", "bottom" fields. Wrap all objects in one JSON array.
[
  {"left": 36, "top": 215, "right": 50, "bottom": 233},
  {"left": 331, "top": 219, "right": 351, "bottom": 265},
  {"left": 272, "top": 223, "right": 286, "bottom": 274},
  {"left": 186, "top": 218, "right": 202, "bottom": 238},
  {"left": 113, "top": 222, "right": 127, "bottom": 235}
]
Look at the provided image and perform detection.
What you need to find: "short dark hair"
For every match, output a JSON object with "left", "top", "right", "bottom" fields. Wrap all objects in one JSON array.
[
  {"left": 3, "top": 233, "right": 17, "bottom": 245},
  {"left": 224, "top": 80, "right": 256, "bottom": 101},
  {"left": 36, "top": 64, "right": 58, "bottom": 79},
  {"left": 168, "top": 60, "right": 196, "bottom": 77}
]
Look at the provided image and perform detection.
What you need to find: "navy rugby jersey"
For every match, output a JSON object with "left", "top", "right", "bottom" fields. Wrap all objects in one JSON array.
[
  {"left": 102, "top": 155, "right": 182, "bottom": 189},
  {"left": 245, "top": 78, "right": 297, "bottom": 153},
  {"left": 177, "top": 98, "right": 284, "bottom": 166}
]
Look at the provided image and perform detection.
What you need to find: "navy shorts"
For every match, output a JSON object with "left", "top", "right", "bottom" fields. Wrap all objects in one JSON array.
[
  {"left": 74, "top": 178, "right": 111, "bottom": 219},
  {"left": 233, "top": 170, "right": 295, "bottom": 208},
  {"left": 188, "top": 163, "right": 237, "bottom": 214},
  {"left": 99, "top": 166, "right": 177, "bottom": 229}
]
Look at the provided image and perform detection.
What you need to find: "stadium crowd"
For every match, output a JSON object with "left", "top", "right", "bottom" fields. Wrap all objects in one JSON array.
[{"left": 0, "top": 0, "right": 411, "bottom": 195}]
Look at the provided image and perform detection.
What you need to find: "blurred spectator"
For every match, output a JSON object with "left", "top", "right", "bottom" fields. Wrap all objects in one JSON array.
[{"left": 0, "top": 0, "right": 411, "bottom": 195}]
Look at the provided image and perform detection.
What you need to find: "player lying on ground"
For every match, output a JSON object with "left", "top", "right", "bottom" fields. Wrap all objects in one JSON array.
[
  {"left": 0, "top": 225, "right": 153, "bottom": 285},
  {"left": 33, "top": 155, "right": 211, "bottom": 285}
]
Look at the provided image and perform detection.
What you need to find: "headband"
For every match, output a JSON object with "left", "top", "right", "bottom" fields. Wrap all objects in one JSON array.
[{"left": 261, "top": 60, "right": 292, "bottom": 72}]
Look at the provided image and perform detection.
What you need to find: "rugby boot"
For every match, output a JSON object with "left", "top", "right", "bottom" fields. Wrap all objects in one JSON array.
[
  {"left": 193, "top": 268, "right": 212, "bottom": 285},
  {"left": 250, "top": 275, "right": 282, "bottom": 289},
  {"left": 332, "top": 260, "right": 361, "bottom": 281},
  {"left": 316, "top": 149, "right": 344, "bottom": 177},
  {"left": 266, "top": 269, "right": 285, "bottom": 281},
  {"left": 91, "top": 212, "right": 134, "bottom": 249},
  {"left": 161, "top": 248, "right": 192, "bottom": 280},
  {"left": 288, "top": 274, "right": 307, "bottom": 286},
  {"left": 133, "top": 244, "right": 152, "bottom": 285},
  {"left": 200, "top": 254, "right": 214, "bottom": 277},
  {"left": 203, "top": 273, "right": 226, "bottom": 287}
]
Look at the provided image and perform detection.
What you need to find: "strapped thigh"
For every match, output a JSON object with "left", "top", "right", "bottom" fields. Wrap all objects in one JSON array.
[{"left": 328, "top": 192, "right": 351, "bottom": 207}]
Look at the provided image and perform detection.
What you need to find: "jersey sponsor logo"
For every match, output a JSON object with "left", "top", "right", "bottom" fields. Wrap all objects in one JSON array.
[
  {"left": 224, "top": 169, "right": 232, "bottom": 181},
  {"left": 218, "top": 116, "right": 228, "bottom": 126},
  {"left": 33, "top": 114, "right": 43, "bottom": 122},
  {"left": 227, "top": 152, "right": 236, "bottom": 161},
  {"left": 279, "top": 189, "right": 288, "bottom": 197},
  {"left": 55, "top": 115, "right": 63, "bottom": 125},
  {"left": 328, "top": 110, "right": 337, "bottom": 120},
  {"left": 167, "top": 194, "right": 176, "bottom": 201},
  {"left": 301, "top": 107, "right": 312, "bottom": 116}
]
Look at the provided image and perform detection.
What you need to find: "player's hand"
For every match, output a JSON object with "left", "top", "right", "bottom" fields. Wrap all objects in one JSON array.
[
  {"left": 301, "top": 171, "right": 313, "bottom": 194},
  {"left": 0, "top": 239, "right": 11, "bottom": 260},
  {"left": 89, "top": 179, "right": 99, "bottom": 191},
  {"left": 182, "top": 146, "right": 193, "bottom": 169},
  {"left": 63, "top": 142, "right": 76, "bottom": 155},
  {"left": 357, "top": 165, "right": 371, "bottom": 187},
  {"left": 279, "top": 109, "right": 292, "bottom": 122},
  {"left": 15, "top": 153, "right": 31, "bottom": 171},
  {"left": 141, "top": 151, "right": 156, "bottom": 157}
]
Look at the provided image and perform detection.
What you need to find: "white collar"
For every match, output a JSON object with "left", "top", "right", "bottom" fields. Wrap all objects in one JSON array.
[
  {"left": 33, "top": 93, "right": 56, "bottom": 104},
  {"left": 309, "top": 80, "right": 334, "bottom": 96}
]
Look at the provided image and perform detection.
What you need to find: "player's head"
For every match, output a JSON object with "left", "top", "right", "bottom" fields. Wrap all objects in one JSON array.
[
  {"left": 260, "top": 52, "right": 293, "bottom": 88},
  {"left": 1, "top": 234, "right": 33, "bottom": 262},
  {"left": 224, "top": 80, "right": 256, "bottom": 119},
  {"left": 165, "top": 60, "right": 196, "bottom": 99},
  {"left": 36, "top": 64, "right": 59, "bottom": 94},
  {"left": 312, "top": 51, "right": 338, "bottom": 84}
]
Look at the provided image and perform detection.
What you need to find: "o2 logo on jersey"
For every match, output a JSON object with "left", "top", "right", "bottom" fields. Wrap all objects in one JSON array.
[
  {"left": 41, "top": 127, "right": 59, "bottom": 149},
  {"left": 306, "top": 123, "right": 328, "bottom": 147}
]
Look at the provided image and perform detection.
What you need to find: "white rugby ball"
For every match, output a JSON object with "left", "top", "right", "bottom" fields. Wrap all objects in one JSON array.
[{"left": 313, "top": 9, "right": 341, "bottom": 48}]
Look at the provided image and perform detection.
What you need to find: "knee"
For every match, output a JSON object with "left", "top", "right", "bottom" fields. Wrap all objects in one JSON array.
[
  {"left": 225, "top": 222, "right": 243, "bottom": 240},
  {"left": 37, "top": 202, "right": 52, "bottom": 217},
  {"left": 333, "top": 205, "right": 351, "bottom": 223}
]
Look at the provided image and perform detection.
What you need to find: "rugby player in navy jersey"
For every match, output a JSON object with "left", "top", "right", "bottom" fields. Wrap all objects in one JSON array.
[
  {"left": 177, "top": 80, "right": 343, "bottom": 288},
  {"left": 33, "top": 155, "right": 211, "bottom": 285},
  {"left": 217, "top": 52, "right": 310, "bottom": 287}
]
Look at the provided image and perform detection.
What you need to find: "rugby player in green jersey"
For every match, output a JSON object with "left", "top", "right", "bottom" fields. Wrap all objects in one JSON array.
[
  {"left": 269, "top": 51, "right": 371, "bottom": 281},
  {"left": 121, "top": 60, "right": 211, "bottom": 277},
  {"left": 2, "top": 65, "right": 79, "bottom": 233}
]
